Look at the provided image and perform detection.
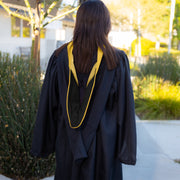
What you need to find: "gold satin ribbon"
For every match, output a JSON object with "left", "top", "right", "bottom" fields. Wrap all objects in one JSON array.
[{"left": 67, "top": 41, "right": 103, "bottom": 87}]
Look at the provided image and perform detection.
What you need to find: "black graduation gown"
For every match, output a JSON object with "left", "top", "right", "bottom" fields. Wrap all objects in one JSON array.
[{"left": 31, "top": 43, "right": 137, "bottom": 180}]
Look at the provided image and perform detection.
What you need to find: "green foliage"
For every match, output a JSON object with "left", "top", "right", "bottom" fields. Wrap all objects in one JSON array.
[
  {"left": 0, "top": 52, "right": 55, "bottom": 179},
  {"left": 129, "top": 61, "right": 142, "bottom": 76},
  {"left": 149, "top": 47, "right": 180, "bottom": 56},
  {"left": 160, "top": 42, "right": 168, "bottom": 48},
  {"left": 174, "top": 159, "right": 180, "bottom": 164},
  {"left": 132, "top": 53, "right": 180, "bottom": 120},
  {"left": 131, "top": 38, "right": 156, "bottom": 56},
  {"left": 174, "top": 0, "right": 180, "bottom": 40},
  {"left": 133, "top": 75, "right": 180, "bottom": 120},
  {"left": 108, "top": 0, "right": 170, "bottom": 37},
  {"left": 140, "top": 54, "right": 180, "bottom": 84},
  {"left": 173, "top": 0, "right": 180, "bottom": 49}
]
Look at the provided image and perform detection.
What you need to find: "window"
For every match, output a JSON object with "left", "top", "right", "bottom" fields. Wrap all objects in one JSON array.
[
  {"left": 11, "top": 16, "right": 20, "bottom": 37},
  {"left": 11, "top": 16, "right": 46, "bottom": 39},
  {"left": 40, "top": 28, "right": 46, "bottom": 39},
  {"left": 23, "top": 20, "right": 30, "bottom": 38},
  {"left": 11, "top": 16, "right": 31, "bottom": 38}
]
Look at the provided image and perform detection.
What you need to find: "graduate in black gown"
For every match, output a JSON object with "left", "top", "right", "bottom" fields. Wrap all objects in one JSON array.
[{"left": 31, "top": 1, "right": 137, "bottom": 179}]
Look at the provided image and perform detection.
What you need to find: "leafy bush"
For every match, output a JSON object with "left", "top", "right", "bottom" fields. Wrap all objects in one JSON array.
[
  {"left": 131, "top": 38, "right": 156, "bottom": 56},
  {"left": 160, "top": 42, "right": 168, "bottom": 48},
  {"left": 140, "top": 54, "right": 180, "bottom": 84},
  {"left": 129, "top": 61, "right": 141, "bottom": 76},
  {"left": 149, "top": 47, "right": 180, "bottom": 56},
  {"left": 133, "top": 75, "right": 180, "bottom": 120},
  {"left": 174, "top": 159, "right": 180, "bottom": 164},
  {"left": 0, "top": 52, "right": 55, "bottom": 179}
]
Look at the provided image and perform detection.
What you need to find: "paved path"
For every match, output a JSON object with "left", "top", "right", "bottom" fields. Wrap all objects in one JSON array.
[
  {"left": 139, "top": 120, "right": 180, "bottom": 160},
  {"left": 123, "top": 118, "right": 180, "bottom": 180},
  {"left": 0, "top": 176, "right": 9, "bottom": 180},
  {"left": 42, "top": 117, "right": 180, "bottom": 180},
  {"left": 1, "top": 117, "right": 180, "bottom": 180}
]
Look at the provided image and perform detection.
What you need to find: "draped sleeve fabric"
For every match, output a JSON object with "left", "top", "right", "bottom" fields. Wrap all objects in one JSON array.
[
  {"left": 116, "top": 50, "right": 137, "bottom": 165},
  {"left": 30, "top": 52, "right": 59, "bottom": 158}
]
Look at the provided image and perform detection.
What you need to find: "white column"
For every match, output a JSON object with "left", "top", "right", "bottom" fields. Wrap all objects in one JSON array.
[{"left": 138, "top": 8, "right": 141, "bottom": 59}]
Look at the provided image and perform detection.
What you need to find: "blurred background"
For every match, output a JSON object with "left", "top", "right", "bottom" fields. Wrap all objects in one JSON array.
[{"left": 0, "top": 0, "right": 180, "bottom": 179}]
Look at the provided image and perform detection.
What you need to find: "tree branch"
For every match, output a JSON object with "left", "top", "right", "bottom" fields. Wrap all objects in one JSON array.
[
  {"left": 43, "top": 1, "right": 58, "bottom": 19},
  {"left": 24, "top": 0, "right": 35, "bottom": 24},
  {"left": 0, "top": 1, "right": 30, "bottom": 21},
  {"left": 42, "top": 6, "right": 79, "bottom": 28}
]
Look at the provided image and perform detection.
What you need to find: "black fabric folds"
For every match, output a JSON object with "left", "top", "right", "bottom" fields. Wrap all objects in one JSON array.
[
  {"left": 68, "top": 72, "right": 94, "bottom": 128},
  {"left": 31, "top": 52, "right": 58, "bottom": 158},
  {"left": 116, "top": 51, "right": 137, "bottom": 165},
  {"left": 30, "top": 44, "right": 137, "bottom": 180}
]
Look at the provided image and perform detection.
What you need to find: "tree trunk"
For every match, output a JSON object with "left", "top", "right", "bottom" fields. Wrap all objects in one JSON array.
[
  {"left": 30, "top": 0, "right": 41, "bottom": 76},
  {"left": 32, "top": 28, "right": 40, "bottom": 70},
  {"left": 31, "top": 0, "right": 41, "bottom": 74},
  {"left": 30, "top": 29, "right": 40, "bottom": 77}
]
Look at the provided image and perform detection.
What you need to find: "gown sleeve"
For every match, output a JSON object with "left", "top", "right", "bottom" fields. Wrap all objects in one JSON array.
[
  {"left": 116, "top": 51, "right": 137, "bottom": 165},
  {"left": 30, "top": 52, "right": 59, "bottom": 158}
]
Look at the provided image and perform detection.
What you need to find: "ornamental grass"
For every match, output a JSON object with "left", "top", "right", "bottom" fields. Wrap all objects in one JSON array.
[
  {"left": 140, "top": 53, "right": 180, "bottom": 84},
  {"left": 133, "top": 75, "right": 180, "bottom": 120},
  {"left": 0, "top": 52, "right": 55, "bottom": 179}
]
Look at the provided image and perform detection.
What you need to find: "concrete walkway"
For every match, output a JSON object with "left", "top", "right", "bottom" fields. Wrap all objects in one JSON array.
[
  {"left": 123, "top": 117, "right": 180, "bottom": 180},
  {"left": 1, "top": 116, "right": 180, "bottom": 180}
]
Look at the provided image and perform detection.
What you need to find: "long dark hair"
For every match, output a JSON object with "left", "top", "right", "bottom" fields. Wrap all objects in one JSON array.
[{"left": 73, "top": 0, "right": 117, "bottom": 73}]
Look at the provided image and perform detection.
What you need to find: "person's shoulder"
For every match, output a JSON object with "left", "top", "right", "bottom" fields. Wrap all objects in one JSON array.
[
  {"left": 54, "top": 42, "right": 69, "bottom": 58},
  {"left": 114, "top": 47, "right": 128, "bottom": 59},
  {"left": 113, "top": 47, "right": 129, "bottom": 67}
]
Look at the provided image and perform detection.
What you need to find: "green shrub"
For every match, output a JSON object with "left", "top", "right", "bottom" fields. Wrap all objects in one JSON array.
[
  {"left": 129, "top": 61, "right": 142, "bottom": 76},
  {"left": 140, "top": 54, "right": 180, "bottom": 84},
  {"left": 133, "top": 75, "right": 180, "bottom": 120},
  {"left": 131, "top": 38, "right": 156, "bottom": 56},
  {"left": 0, "top": 52, "right": 55, "bottom": 179},
  {"left": 149, "top": 47, "right": 180, "bottom": 56},
  {"left": 174, "top": 159, "right": 180, "bottom": 164},
  {"left": 160, "top": 42, "right": 168, "bottom": 48}
]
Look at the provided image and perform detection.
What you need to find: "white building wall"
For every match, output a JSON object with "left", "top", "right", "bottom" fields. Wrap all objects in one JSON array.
[
  {"left": 64, "top": 26, "right": 73, "bottom": 42},
  {"left": 41, "top": 20, "right": 63, "bottom": 71},
  {"left": 0, "top": 9, "right": 65, "bottom": 71},
  {"left": 109, "top": 30, "right": 136, "bottom": 50},
  {"left": 0, "top": 9, "right": 32, "bottom": 56},
  {"left": 0, "top": 9, "right": 11, "bottom": 38}
]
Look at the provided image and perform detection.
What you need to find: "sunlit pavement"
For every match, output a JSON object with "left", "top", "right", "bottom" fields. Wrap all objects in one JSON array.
[
  {"left": 1, "top": 116, "right": 180, "bottom": 180},
  {"left": 41, "top": 116, "right": 180, "bottom": 180},
  {"left": 123, "top": 116, "right": 180, "bottom": 180}
]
